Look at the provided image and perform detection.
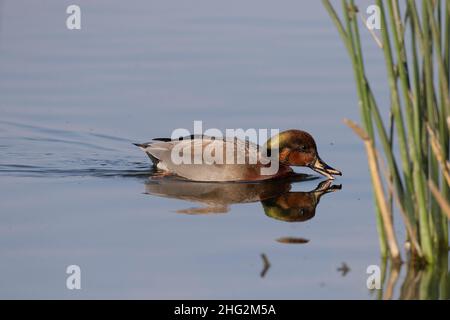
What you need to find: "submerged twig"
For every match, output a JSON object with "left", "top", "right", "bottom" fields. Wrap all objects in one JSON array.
[
  {"left": 260, "top": 253, "right": 271, "bottom": 278},
  {"left": 383, "top": 262, "right": 401, "bottom": 300}
]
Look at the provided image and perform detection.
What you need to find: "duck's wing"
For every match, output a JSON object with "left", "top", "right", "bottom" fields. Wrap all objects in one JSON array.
[
  {"left": 136, "top": 136, "right": 265, "bottom": 181},
  {"left": 139, "top": 136, "right": 262, "bottom": 163}
]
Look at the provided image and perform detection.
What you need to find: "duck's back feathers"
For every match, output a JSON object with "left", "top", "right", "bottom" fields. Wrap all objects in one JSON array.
[{"left": 134, "top": 135, "right": 289, "bottom": 181}]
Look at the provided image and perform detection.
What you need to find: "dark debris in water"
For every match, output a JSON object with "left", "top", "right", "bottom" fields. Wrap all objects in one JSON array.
[
  {"left": 276, "top": 237, "right": 309, "bottom": 244},
  {"left": 337, "top": 262, "right": 350, "bottom": 276},
  {"left": 260, "top": 253, "right": 271, "bottom": 278}
]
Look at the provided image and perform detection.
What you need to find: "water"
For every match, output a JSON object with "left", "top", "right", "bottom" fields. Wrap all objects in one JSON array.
[{"left": 0, "top": 0, "right": 446, "bottom": 299}]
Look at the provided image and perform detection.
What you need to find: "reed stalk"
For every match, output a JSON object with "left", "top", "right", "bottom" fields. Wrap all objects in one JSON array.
[
  {"left": 345, "top": 119, "right": 402, "bottom": 262},
  {"left": 429, "top": 181, "right": 450, "bottom": 219}
]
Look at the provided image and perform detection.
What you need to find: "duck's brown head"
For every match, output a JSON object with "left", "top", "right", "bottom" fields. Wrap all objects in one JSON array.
[{"left": 266, "top": 130, "right": 342, "bottom": 180}]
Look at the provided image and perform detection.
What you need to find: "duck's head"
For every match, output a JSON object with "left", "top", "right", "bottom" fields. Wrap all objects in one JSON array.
[{"left": 266, "top": 130, "right": 342, "bottom": 180}]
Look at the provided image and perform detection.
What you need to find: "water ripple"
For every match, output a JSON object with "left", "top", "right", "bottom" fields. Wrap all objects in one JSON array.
[
  {"left": 0, "top": 120, "right": 148, "bottom": 178},
  {"left": 0, "top": 163, "right": 154, "bottom": 178}
]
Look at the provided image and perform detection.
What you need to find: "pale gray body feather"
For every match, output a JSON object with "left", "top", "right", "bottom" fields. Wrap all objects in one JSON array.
[{"left": 137, "top": 136, "right": 284, "bottom": 182}]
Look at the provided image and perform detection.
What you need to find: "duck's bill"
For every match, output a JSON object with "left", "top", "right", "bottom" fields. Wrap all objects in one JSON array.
[
  {"left": 311, "top": 157, "right": 342, "bottom": 180},
  {"left": 314, "top": 180, "right": 342, "bottom": 193}
]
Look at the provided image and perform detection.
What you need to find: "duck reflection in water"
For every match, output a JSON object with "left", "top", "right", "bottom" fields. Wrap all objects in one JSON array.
[
  {"left": 260, "top": 180, "right": 341, "bottom": 222},
  {"left": 144, "top": 174, "right": 341, "bottom": 223}
]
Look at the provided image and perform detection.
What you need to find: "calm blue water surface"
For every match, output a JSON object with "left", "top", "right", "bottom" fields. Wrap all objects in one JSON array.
[{"left": 0, "top": 0, "right": 412, "bottom": 299}]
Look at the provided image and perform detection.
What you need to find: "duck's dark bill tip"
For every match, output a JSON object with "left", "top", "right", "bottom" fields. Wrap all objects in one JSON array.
[
  {"left": 311, "top": 158, "right": 342, "bottom": 179},
  {"left": 322, "top": 164, "right": 342, "bottom": 176},
  {"left": 328, "top": 184, "right": 342, "bottom": 191}
]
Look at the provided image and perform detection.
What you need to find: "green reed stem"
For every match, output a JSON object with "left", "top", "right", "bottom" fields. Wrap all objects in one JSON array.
[
  {"left": 341, "top": 0, "right": 388, "bottom": 256},
  {"left": 446, "top": 1, "right": 450, "bottom": 85},
  {"left": 386, "top": 1, "right": 421, "bottom": 241},
  {"left": 426, "top": 1, "right": 450, "bottom": 248},
  {"left": 377, "top": 0, "right": 430, "bottom": 261},
  {"left": 422, "top": 0, "right": 442, "bottom": 254},
  {"left": 376, "top": 0, "right": 414, "bottom": 204}
]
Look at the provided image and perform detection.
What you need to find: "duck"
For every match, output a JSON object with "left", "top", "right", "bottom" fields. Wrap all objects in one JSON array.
[{"left": 134, "top": 130, "right": 341, "bottom": 182}]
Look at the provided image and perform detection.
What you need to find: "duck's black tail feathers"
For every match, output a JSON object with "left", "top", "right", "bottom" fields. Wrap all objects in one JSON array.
[{"left": 132, "top": 142, "right": 159, "bottom": 166}]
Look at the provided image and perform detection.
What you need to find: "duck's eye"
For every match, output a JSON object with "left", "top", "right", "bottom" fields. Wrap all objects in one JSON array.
[{"left": 298, "top": 145, "right": 306, "bottom": 152}]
